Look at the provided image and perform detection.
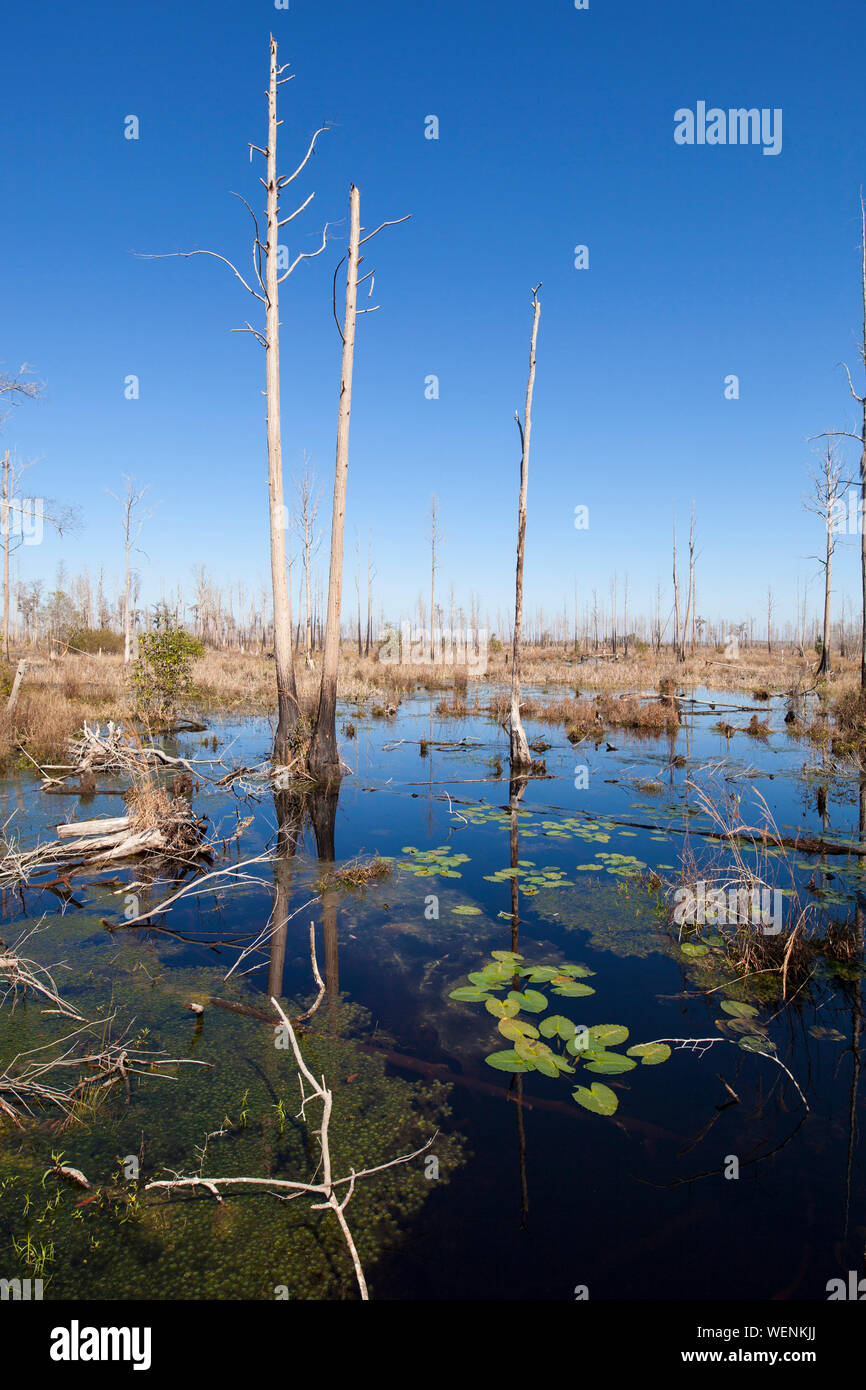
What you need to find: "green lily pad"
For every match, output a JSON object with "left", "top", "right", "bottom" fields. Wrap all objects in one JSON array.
[
  {"left": 485, "top": 1049, "right": 534, "bottom": 1072},
  {"left": 497, "top": 1017, "right": 540, "bottom": 1041},
  {"left": 584, "top": 1053, "right": 637, "bottom": 1075},
  {"left": 485, "top": 997, "right": 521, "bottom": 1018},
  {"left": 720, "top": 1000, "right": 759, "bottom": 1019},
  {"left": 627, "top": 1042, "right": 671, "bottom": 1065},
  {"left": 508, "top": 988, "right": 548, "bottom": 1014},
  {"left": 573, "top": 1082, "right": 619, "bottom": 1116},
  {"left": 588, "top": 1024, "right": 629, "bottom": 1047},
  {"left": 539, "top": 1015, "right": 577, "bottom": 1040},
  {"left": 515, "top": 1039, "right": 559, "bottom": 1077}
]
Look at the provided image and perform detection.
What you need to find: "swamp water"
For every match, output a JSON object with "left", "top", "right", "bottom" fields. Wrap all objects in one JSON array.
[{"left": 0, "top": 686, "right": 864, "bottom": 1300}]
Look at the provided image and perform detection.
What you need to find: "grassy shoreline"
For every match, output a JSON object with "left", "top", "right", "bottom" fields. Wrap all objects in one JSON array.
[{"left": 0, "top": 643, "right": 859, "bottom": 773}]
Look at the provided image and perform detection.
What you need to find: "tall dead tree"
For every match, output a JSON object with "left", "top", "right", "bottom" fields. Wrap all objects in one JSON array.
[
  {"left": 366, "top": 533, "right": 375, "bottom": 656},
  {"left": 682, "top": 505, "right": 696, "bottom": 660},
  {"left": 805, "top": 439, "right": 843, "bottom": 676},
  {"left": 429, "top": 495, "right": 439, "bottom": 663},
  {"left": 2, "top": 451, "right": 16, "bottom": 660},
  {"left": 853, "top": 194, "right": 866, "bottom": 690},
  {"left": 106, "top": 476, "right": 152, "bottom": 663},
  {"left": 672, "top": 517, "right": 683, "bottom": 661},
  {"left": 308, "top": 186, "right": 361, "bottom": 778},
  {"left": 767, "top": 586, "right": 774, "bottom": 654},
  {"left": 0, "top": 369, "right": 42, "bottom": 661},
  {"left": 138, "top": 36, "right": 330, "bottom": 763},
  {"left": 610, "top": 573, "right": 617, "bottom": 656},
  {"left": 623, "top": 573, "right": 630, "bottom": 658},
  {"left": 308, "top": 188, "right": 410, "bottom": 779},
  {"left": 2, "top": 453, "right": 75, "bottom": 660},
  {"left": 355, "top": 527, "right": 363, "bottom": 656},
  {"left": 814, "top": 196, "right": 866, "bottom": 688},
  {"left": 509, "top": 285, "right": 542, "bottom": 770}
]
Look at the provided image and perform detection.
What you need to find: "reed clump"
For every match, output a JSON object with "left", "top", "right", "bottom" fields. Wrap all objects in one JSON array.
[{"left": 326, "top": 856, "right": 393, "bottom": 894}]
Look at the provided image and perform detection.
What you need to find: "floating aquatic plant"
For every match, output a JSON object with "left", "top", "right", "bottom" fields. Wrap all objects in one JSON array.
[
  {"left": 388, "top": 846, "right": 471, "bottom": 879},
  {"left": 447, "top": 951, "right": 669, "bottom": 1116}
]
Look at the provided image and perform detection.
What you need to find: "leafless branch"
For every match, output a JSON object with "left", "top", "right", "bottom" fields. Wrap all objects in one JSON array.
[
  {"left": 142, "top": 930, "right": 434, "bottom": 1300},
  {"left": 358, "top": 214, "right": 412, "bottom": 246},
  {"left": 134, "top": 250, "right": 265, "bottom": 304},
  {"left": 277, "top": 125, "right": 330, "bottom": 188}
]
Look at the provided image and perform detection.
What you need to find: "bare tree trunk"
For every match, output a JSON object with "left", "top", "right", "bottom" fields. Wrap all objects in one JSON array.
[
  {"left": 509, "top": 286, "right": 541, "bottom": 770},
  {"left": 767, "top": 587, "right": 773, "bottom": 654},
  {"left": 365, "top": 533, "right": 373, "bottom": 656},
  {"left": 5, "top": 658, "right": 25, "bottom": 713},
  {"left": 123, "top": 517, "right": 132, "bottom": 663},
  {"left": 356, "top": 529, "right": 363, "bottom": 656},
  {"left": 303, "top": 502, "right": 313, "bottom": 669},
  {"left": 610, "top": 573, "right": 617, "bottom": 657},
  {"left": 623, "top": 575, "right": 629, "bottom": 658},
  {"left": 672, "top": 518, "right": 682, "bottom": 662},
  {"left": 309, "top": 185, "right": 361, "bottom": 779},
  {"left": 2, "top": 452, "right": 9, "bottom": 663},
  {"left": 808, "top": 441, "right": 842, "bottom": 677},
  {"left": 304, "top": 538, "right": 313, "bottom": 668},
  {"left": 430, "top": 496, "right": 438, "bottom": 664},
  {"left": 682, "top": 505, "right": 695, "bottom": 662},
  {"left": 859, "top": 198, "right": 866, "bottom": 690},
  {"left": 266, "top": 38, "right": 301, "bottom": 764},
  {"left": 820, "top": 517, "right": 833, "bottom": 676}
]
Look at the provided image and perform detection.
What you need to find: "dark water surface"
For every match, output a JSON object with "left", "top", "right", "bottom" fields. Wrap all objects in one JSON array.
[{"left": 1, "top": 686, "right": 863, "bottom": 1300}]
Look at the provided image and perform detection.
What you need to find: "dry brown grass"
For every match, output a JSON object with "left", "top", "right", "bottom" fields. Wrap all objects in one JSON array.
[
  {"left": 668, "top": 778, "right": 860, "bottom": 993},
  {"left": 487, "top": 689, "right": 680, "bottom": 738},
  {"left": 514, "top": 642, "right": 854, "bottom": 699},
  {"left": 324, "top": 855, "right": 392, "bottom": 894},
  {"left": 0, "top": 662, "right": 123, "bottom": 772},
  {"left": 0, "top": 639, "right": 855, "bottom": 772}
]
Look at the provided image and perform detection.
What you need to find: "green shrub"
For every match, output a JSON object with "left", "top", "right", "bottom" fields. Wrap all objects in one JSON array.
[
  {"left": 67, "top": 627, "right": 125, "bottom": 655},
  {"left": 131, "top": 618, "right": 202, "bottom": 718}
]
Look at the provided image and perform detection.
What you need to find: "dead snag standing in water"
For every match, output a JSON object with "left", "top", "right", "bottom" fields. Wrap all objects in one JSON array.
[
  {"left": 804, "top": 439, "right": 842, "bottom": 677},
  {"left": 136, "top": 36, "right": 332, "bottom": 767},
  {"left": 309, "top": 188, "right": 410, "bottom": 781},
  {"left": 509, "top": 285, "right": 542, "bottom": 772},
  {"left": 309, "top": 185, "right": 361, "bottom": 782}
]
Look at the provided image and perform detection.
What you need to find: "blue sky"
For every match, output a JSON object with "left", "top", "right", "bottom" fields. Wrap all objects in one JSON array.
[{"left": 2, "top": 0, "right": 865, "bottom": 634}]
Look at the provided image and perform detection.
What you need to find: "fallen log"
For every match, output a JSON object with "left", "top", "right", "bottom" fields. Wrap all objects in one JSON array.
[
  {"left": 1, "top": 808, "right": 211, "bottom": 887},
  {"left": 56, "top": 816, "right": 131, "bottom": 839}
]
